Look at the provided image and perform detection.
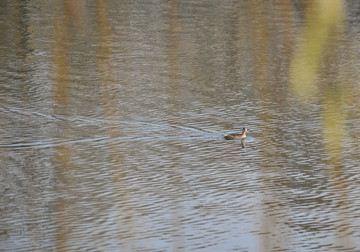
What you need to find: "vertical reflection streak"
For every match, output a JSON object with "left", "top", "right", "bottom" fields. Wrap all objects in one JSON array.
[
  {"left": 245, "top": 1, "right": 295, "bottom": 251},
  {"left": 289, "top": 0, "right": 357, "bottom": 249},
  {"left": 95, "top": 0, "right": 131, "bottom": 249},
  {"left": 52, "top": 11, "right": 72, "bottom": 252},
  {"left": 289, "top": 0, "right": 345, "bottom": 100},
  {"left": 165, "top": 0, "right": 186, "bottom": 250}
]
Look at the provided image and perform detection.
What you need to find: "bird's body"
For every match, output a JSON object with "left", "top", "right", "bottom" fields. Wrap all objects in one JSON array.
[{"left": 224, "top": 127, "right": 248, "bottom": 140}]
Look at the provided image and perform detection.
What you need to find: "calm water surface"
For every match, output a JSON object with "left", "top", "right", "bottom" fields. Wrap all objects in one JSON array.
[{"left": 1, "top": 0, "right": 360, "bottom": 251}]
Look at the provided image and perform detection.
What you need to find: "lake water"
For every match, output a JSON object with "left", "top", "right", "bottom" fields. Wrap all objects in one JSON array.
[{"left": 1, "top": 0, "right": 360, "bottom": 251}]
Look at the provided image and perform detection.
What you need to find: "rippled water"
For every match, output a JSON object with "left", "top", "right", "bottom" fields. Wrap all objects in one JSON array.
[{"left": 1, "top": 0, "right": 360, "bottom": 251}]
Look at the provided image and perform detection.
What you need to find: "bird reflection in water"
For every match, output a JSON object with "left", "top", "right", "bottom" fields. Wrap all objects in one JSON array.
[{"left": 241, "top": 138, "right": 246, "bottom": 148}]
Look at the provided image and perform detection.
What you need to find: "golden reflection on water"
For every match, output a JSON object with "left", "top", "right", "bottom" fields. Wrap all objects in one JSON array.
[
  {"left": 52, "top": 8, "right": 72, "bottom": 252},
  {"left": 322, "top": 80, "right": 356, "bottom": 249},
  {"left": 3, "top": 0, "right": 360, "bottom": 251},
  {"left": 290, "top": 0, "right": 357, "bottom": 249},
  {"left": 289, "top": 0, "right": 345, "bottom": 100}
]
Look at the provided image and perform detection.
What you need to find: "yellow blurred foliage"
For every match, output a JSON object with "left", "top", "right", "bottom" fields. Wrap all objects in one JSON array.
[{"left": 289, "top": 0, "right": 345, "bottom": 100}]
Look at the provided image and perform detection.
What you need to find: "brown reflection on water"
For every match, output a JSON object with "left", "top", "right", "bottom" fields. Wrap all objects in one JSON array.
[
  {"left": 245, "top": 1, "right": 295, "bottom": 251},
  {"left": 95, "top": 0, "right": 133, "bottom": 249},
  {"left": 3, "top": 0, "right": 360, "bottom": 250},
  {"left": 165, "top": 1, "right": 186, "bottom": 249},
  {"left": 167, "top": 0, "right": 181, "bottom": 95},
  {"left": 53, "top": 17, "right": 70, "bottom": 106},
  {"left": 64, "top": 0, "right": 87, "bottom": 30},
  {"left": 52, "top": 6, "right": 73, "bottom": 252}
]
